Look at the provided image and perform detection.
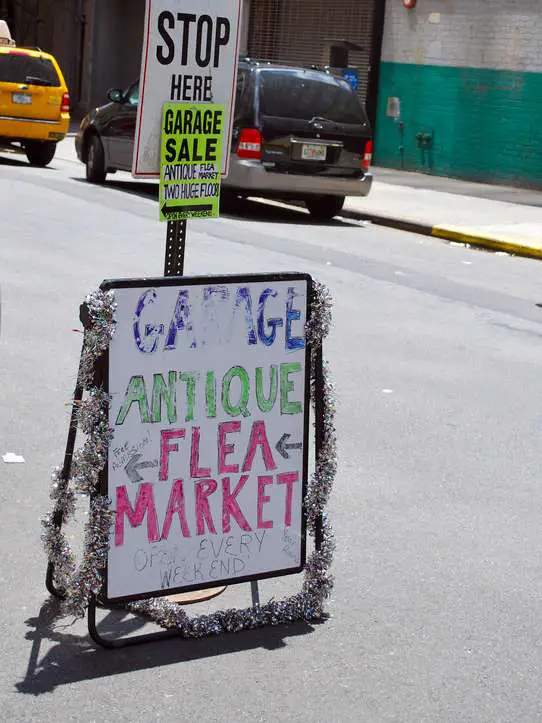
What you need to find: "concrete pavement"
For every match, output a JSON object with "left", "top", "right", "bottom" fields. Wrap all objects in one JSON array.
[
  {"left": 345, "top": 168, "right": 542, "bottom": 260},
  {"left": 3, "top": 148, "right": 542, "bottom": 721}
]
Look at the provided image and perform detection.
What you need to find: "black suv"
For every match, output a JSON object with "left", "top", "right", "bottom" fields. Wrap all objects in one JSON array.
[
  {"left": 225, "top": 58, "right": 373, "bottom": 219},
  {"left": 75, "top": 58, "right": 373, "bottom": 220}
]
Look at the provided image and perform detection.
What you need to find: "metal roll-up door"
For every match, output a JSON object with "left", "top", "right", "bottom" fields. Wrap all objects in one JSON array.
[{"left": 248, "top": 0, "right": 376, "bottom": 105}]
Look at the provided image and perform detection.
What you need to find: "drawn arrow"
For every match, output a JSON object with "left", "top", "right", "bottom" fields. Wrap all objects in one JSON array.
[
  {"left": 161, "top": 202, "right": 182, "bottom": 219},
  {"left": 161, "top": 202, "right": 213, "bottom": 218},
  {"left": 275, "top": 433, "right": 302, "bottom": 460},
  {"left": 124, "top": 453, "right": 156, "bottom": 484}
]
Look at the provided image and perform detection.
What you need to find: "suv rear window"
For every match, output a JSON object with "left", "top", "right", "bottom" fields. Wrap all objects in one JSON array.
[
  {"left": 0, "top": 53, "right": 60, "bottom": 86},
  {"left": 259, "top": 70, "right": 367, "bottom": 125}
]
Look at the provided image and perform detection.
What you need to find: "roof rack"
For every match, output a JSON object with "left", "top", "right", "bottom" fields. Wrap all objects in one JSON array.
[
  {"left": 239, "top": 56, "right": 334, "bottom": 73},
  {"left": 238, "top": 56, "right": 274, "bottom": 65}
]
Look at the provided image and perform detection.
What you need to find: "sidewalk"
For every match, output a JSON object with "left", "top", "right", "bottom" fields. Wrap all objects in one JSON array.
[{"left": 344, "top": 169, "right": 542, "bottom": 260}]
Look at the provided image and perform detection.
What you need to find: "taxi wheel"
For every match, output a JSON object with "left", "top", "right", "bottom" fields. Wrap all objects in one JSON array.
[
  {"left": 25, "top": 141, "right": 56, "bottom": 168},
  {"left": 86, "top": 134, "right": 106, "bottom": 183},
  {"left": 305, "top": 195, "right": 345, "bottom": 221}
]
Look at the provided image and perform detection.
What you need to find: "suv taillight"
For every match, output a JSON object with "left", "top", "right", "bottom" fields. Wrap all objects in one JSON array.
[
  {"left": 61, "top": 92, "right": 70, "bottom": 113},
  {"left": 237, "top": 128, "right": 262, "bottom": 160},
  {"left": 362, "top": 139, "right": 373, "bottom": 172}
]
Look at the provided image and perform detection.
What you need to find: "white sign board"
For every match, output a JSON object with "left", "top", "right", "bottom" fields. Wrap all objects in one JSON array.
[
  {"left": 133, "top": 0, "right": 242, "bottom": 178},
  {"left": 103, "top": 274, "right": 311, "bottom": 602}
]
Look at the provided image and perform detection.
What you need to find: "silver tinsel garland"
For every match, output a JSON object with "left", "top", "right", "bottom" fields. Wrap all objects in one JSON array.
[
  {"left": 41, "top": 289, "right": 116, "bottom": 618},
  {"left": 42, "top": 281, "right": 337, "bottom": 635}
]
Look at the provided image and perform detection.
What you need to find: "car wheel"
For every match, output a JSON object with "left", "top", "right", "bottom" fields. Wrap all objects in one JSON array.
[
  {"left": 86, "top": 134, "right": 107, "bottom": 183},
  {"left": 305, "top": 195, "right": 345, "bottom": 221},
  {"left": 25, "top": 141, "right": 56, "bottom": 167}
]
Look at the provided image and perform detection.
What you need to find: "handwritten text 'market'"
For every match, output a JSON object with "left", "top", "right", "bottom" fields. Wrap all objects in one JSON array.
[{"left": 115, "top": 419, "right": 299, "bottom": 547}]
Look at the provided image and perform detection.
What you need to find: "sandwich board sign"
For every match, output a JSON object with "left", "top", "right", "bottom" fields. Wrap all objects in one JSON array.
[
  {"left": 102, "top": 273, "right": 311, "bottom": 602},
  {"left": 133, "top": 0, "right": 242, "bottom": 179}
]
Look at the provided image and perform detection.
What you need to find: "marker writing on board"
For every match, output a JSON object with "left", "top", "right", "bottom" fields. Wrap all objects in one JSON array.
[
  {"left": 115, "top": 366, "right": 303, "bottom": 426},
  {"left": 131, "top": 285, "right": 305, "bottom": 353},
  {"left": 114, "top": 470, "right": 299, "bottom": 547}
]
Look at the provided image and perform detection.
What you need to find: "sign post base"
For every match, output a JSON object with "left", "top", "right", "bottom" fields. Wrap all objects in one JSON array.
[{"left": 166, "top": 587, "right": 227, "bottom": 605}]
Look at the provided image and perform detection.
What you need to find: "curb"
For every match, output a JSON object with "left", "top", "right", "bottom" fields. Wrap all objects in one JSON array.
[
  {"left": 431, "top": 227, "right": 542, "bottom": 260},
  {"left": 341, "top": 208, "right": 433, "bottom": 237},
  {"left": 341, "top": 207, "right": 542, "bottom": 261}
]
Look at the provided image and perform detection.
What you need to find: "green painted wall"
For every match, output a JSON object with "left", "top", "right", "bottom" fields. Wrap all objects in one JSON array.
[{"left": 374, "top": 62, "right": 542, "bottom": 187}]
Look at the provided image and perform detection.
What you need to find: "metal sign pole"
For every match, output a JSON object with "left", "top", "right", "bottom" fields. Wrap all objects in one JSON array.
[{"left": 164, "top": 219, "right": 187, "bottom": 277}]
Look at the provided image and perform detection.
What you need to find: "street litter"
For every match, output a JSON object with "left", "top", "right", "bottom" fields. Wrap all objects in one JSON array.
[{"left": 2, "top": 453, "right": 25, "bottom": 463}]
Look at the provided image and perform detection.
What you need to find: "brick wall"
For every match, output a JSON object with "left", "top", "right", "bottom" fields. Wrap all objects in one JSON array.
[{"left": 374, "top": 0, "right": 542, "bottom": 186}]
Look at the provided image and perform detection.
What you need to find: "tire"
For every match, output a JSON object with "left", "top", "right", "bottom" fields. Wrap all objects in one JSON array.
[
  {"left": 86, "top": 134, "right": 107, "bottom": 183},
  {"left": 305, "top": 195, "right": 345, "bottom": 221},
  {"left": 25, "top": 141, "right": 56, "bottom": 167}
]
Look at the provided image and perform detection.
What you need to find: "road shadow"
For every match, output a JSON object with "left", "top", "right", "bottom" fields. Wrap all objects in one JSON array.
[
  {"left": 221, "top": 197, "right": 359, "bottom": 227},
  {"left": 17, "top": 596, "right": 320, "bottom": 696},
  {"left": 0, "top": 152, "right": 32, "bottom": 168},
  {"left": 71, "top": 177, "right": 359, "bottom": 227}
]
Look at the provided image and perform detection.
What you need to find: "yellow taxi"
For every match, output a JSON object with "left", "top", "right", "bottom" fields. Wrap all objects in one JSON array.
[{"left": 0, "top": 21, "right": 70, "bottom": 166}]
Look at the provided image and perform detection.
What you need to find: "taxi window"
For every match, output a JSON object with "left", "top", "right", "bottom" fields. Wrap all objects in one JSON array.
[{"left": 0, "top": 53, "right": 60, "bottom": 86}]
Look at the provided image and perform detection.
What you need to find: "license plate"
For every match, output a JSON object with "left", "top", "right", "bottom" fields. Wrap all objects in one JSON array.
[
  {"left": 301, "top": 143, "right": 327, "bottom": 161},
  {"left": 13, "top": 93, "right": 32, "bottom": 104}
]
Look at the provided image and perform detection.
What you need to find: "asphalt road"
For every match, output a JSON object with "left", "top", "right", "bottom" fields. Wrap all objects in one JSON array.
[{"left": 2, "top": 142, "right": 542, "bottom": 722}]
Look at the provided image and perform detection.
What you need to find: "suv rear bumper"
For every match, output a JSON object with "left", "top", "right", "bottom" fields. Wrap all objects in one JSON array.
[{"left": 223, "top": 157, "right": 373, "bottom": 198}]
